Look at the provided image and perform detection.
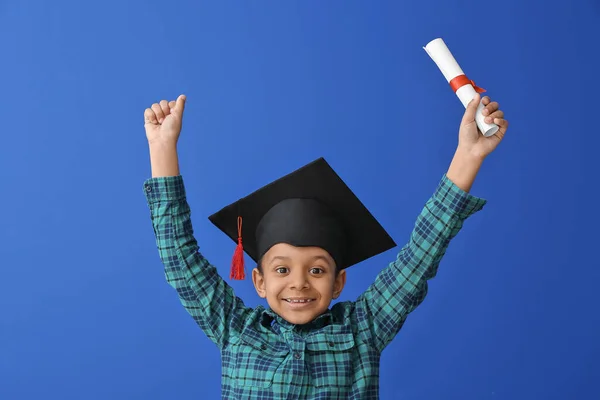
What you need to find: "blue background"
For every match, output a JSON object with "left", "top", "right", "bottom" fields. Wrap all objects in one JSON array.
[{"left": 1, "top": 1, "right": 598, "bottom": 399}]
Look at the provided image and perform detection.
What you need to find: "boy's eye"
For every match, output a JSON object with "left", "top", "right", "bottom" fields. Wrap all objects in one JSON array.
[
  {"left": 310, "top": 267, "right": 325, "bottom": 274},
  {"left": 275, "top": 267, "right": 288, "bottom": 274}
]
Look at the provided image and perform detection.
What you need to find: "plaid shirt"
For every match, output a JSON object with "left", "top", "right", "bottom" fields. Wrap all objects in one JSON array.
[{"left": 143, "top": 174, "right": 486, "bottom": 399}]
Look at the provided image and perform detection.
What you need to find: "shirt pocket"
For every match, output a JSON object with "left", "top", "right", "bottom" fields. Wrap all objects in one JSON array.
[
  {"left": 233, "top": 333, "right": 290, "bottom": 388},
  {"left": 306, "top": 331, "right": 356, "bottom": 388}
]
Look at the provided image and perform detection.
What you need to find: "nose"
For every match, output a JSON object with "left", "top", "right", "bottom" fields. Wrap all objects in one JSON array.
[{"left": 289, "top": 269, "right": 310, "bottom": 290}]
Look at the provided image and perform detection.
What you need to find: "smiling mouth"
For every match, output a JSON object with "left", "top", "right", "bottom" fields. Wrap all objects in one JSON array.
[{"left": 283, "top": 298, "right": 315, "bottom": 304}]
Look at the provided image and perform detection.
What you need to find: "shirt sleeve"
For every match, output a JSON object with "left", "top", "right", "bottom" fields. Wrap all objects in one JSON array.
[
  {"left": 143, "top": 175, "right": 251, "bottom": 349},
  {"left": 353, "top": 174, "right": 487, "bottom": 353}
]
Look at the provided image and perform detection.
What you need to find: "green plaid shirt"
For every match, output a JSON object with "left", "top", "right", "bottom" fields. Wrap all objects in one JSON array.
[{"left": 143, "top": 174, "right": 486, "bottom": 399}]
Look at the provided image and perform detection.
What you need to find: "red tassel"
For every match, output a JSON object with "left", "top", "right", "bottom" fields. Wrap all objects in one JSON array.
[{"left": 230, "top": 216, "right": 245, "bottom": 280}]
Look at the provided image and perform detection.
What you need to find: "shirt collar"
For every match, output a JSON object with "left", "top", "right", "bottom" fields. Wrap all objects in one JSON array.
[{"left": 261, "top": 308, "right": 333, "bottom": 332}]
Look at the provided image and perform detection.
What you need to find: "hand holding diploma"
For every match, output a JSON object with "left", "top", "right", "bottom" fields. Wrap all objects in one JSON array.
[
  {"left": 424, "top": 38, "right": 502, "bottom": 137},
  {"left": 424, "top": 38, "right": 509, "bottom": 160},
  {"left": 457, "top": 92, "right": 509, "bottom": 160}
]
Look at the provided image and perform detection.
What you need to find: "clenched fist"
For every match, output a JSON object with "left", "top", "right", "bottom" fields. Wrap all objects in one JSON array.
[
  {"left": 458, "top": 93, "right": 509, "bottom": 159},
  {"left": 144, "top": 95, "right": 187, "bottom": 146}
]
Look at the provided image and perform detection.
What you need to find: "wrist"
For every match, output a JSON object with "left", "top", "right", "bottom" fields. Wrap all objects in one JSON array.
[
  {"left": 456, "top": 142, "right": 489, "bottom": 162},
  {"left": 446, "top": 147, "right": 484, "bottom": 193},
  {"left": 148, "top": 139, "right": 177, "bottom": 152},
  {"left": 455, "top": 145, "right": 486, "bottom": 164},
  {"left": 148, "top": 141, "right": 180, "bottom": 178}
]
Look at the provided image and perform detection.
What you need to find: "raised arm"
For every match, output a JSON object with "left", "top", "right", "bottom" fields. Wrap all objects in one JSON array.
[
  {"left": 353, "top": 94, "right": 509, "bottom": 353},
  {"left": 354, "top": 157, "right": 486, "bottom": 353},
  {"left": 143, "top": 96, "right": 251, "bottom": 349}
]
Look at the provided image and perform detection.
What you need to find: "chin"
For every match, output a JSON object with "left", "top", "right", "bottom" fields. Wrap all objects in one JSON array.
[
  {"left": 267, "top": 298, "right": 331, "bottom": 325},
  {"left": 276, "top": 306, "right": 327, "bottom": 325}
]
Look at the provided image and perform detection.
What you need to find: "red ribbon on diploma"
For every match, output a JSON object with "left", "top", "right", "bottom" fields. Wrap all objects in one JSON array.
[{"left": 449, "top": 74, "right": 486, "bottom": 93}]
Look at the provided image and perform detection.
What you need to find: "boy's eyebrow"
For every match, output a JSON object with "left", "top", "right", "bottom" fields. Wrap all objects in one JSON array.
[
  {"left": 310, "top": 255, "right": 333, "bottom": 265},
  {"left": 268, "top": 256, "right": 291, "bottom": 265},
  {"left": 267, "top": 255, "right": 333, "bottom": 266}
]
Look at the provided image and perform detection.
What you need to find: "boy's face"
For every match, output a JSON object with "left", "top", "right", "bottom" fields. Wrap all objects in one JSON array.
[{"left": 252, "top": 243, "right": 346, "bottom": 325}]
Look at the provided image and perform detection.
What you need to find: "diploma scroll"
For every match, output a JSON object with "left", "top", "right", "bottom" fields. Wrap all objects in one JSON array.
[{"left": 423, "top": 38, "right": 498, "bottom": 137}]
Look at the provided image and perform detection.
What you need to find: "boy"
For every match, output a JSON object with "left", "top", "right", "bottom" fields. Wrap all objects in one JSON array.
[{"left": 142, "top": 94, "right": 508, "bottom": 399}]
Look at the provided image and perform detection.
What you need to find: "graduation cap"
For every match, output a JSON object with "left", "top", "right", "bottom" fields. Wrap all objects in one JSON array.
[{"left": 208, "top": 157, "right": 396, "bottom": 280}]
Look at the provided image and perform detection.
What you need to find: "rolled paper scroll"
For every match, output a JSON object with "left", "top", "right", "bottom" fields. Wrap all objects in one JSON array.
[{"left": 423, "top": 38, "right": 499, "bottom": 137}]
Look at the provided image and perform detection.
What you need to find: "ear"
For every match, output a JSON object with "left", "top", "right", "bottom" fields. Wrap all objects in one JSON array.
[
  {"left": 252, "top": 267, "right": 267, "bottom": 298},
  {"left": 332, "top": 269, "right": 346, "bottom": 299}
]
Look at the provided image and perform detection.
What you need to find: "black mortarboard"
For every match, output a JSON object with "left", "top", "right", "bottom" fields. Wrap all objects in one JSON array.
[{"left": 208, "top": 157, "right": 396, "bottom": 279}]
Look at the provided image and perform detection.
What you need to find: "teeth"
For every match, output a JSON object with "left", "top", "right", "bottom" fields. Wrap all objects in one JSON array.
[{"left": 285, "top": 299, "right": 313, "bottom": 303}]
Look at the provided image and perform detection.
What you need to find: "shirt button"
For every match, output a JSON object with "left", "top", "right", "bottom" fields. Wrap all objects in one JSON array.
[
  {"left": 145, "top": 185, "right": 152, "bottom": 192},
  {"left": 329, "top": 342, "right": 335, "bottom": 347},
  {"left": 261, "top": 344, "right": 267, "bottom": 350},
  {"left": 293, "top": 352, "right": 301, "bottom": 360}
]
